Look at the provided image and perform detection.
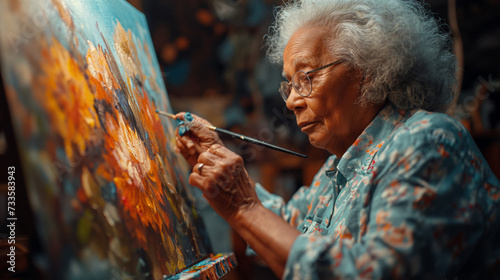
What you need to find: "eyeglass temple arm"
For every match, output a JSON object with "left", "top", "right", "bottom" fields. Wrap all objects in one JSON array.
[{"left": 306, "top": 60, "right": 344, "bottom": 74}]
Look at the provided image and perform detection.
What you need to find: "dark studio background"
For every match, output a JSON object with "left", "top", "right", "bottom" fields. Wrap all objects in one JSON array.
[{"left": 0, "top": 0, "right": 499, "bottom": 279}]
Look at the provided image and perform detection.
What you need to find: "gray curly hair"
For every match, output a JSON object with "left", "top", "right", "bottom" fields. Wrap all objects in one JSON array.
[{"left": 265, "top": 0, "right": 458, "bottom": 112}]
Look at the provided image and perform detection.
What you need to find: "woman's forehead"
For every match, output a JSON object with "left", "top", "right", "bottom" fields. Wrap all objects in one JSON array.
[{"left": 284, "top": 27, "right": 330, "bottom": 68}]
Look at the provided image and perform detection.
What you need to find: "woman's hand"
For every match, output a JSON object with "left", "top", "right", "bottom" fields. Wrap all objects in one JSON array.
[
  {"left": 190, "top": 143, "right": 300, "bottom": 279},
  {"left": 175, "top": 113, "right": 298, "bottom": 278},
  {"left": 174, "top": 112, "right": 223, "bottom": 167},
  {"left": 189, "top": 144, "right": 260, "bottom": 222}
]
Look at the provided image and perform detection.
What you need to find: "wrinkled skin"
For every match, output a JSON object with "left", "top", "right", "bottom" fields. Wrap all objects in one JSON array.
[
  {"left": 174, "top": 112, "right": 222, "bottom": 166},
  {"left": 175, "top": 113, "right": 260, "bottom": 222}
]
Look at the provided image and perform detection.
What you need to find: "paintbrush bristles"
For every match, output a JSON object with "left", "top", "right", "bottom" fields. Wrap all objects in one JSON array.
[{"left": 156, "top": 110, "right": 176, "bottom": 119}]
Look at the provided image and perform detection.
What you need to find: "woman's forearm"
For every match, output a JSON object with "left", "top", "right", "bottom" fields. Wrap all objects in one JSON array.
[{"left": 228, "top": 204, "right": 301, "bottom": 278}]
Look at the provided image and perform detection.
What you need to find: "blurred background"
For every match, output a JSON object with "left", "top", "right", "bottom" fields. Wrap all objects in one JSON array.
[{"left": 0, "top": 0, "right": 498, "bottom": 279}]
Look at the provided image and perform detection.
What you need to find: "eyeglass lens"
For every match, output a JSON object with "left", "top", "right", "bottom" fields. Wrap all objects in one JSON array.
[
  {"left": 279, "top": 70, "right": 312, "bottom": 101},
  {"left": 292, "top": 70, "right": 312, "bottom": 97}
]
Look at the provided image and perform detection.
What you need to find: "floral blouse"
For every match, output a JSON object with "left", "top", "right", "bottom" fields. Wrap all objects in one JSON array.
[{"left": 255, "top": 103, "right": 500, "bottom": 279}]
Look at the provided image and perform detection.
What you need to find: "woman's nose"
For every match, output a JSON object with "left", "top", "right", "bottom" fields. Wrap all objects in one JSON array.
[{"left": 286, "top": 86, "right": 305, "bottom": 111}]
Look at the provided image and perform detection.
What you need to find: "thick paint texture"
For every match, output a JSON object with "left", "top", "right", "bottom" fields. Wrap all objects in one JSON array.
[{"left": 0, "top": 0, "right": 215, "bottom": 278}]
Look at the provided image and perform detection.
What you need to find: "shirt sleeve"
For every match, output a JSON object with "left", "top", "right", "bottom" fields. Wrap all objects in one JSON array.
[
  {"left": 255, "top": 182, "right": 311, "bottom": 228},
  {"left": 283, "top": 130, "right": 498, "bottom": 279},
  {"left": 245, "top": 183, "right": 312, "bottom": 256}
]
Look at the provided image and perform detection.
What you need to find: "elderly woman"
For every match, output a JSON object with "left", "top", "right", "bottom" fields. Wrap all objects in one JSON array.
[{"left": 175, "top": 0, "right": 500, "bottom": 278}]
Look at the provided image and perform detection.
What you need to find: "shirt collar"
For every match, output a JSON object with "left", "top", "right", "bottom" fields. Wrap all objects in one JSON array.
[{"left": 325, "top": 102, "right": 408, "bottom": 181}]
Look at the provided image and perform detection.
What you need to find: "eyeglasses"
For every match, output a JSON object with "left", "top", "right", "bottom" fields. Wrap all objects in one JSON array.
[{"left": 279, "top": 60, "right": 343, "bottom": 102}]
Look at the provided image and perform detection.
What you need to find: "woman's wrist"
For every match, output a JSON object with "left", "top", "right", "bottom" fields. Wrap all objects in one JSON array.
[{"left": 227, "top": 200, "right": 264, "bottom": 230}]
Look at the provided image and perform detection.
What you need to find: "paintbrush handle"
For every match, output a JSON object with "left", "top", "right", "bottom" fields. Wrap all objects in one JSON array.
[
  {"left": 208, "top": 126, "right": 308, "bottom": 158},
  {"left": 156, "top": 110, "right": 176, "bottom": 119}
]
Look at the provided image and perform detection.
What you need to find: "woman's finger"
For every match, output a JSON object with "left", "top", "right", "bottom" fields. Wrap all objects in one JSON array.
[
  {"left": 197, "top": 150, "right": 220, "bottom": 166},
  {"left": 189, "top": 170, "right": 220, "bottom": 198},
  {"left": 174, "top": 112, "right": 222, "bottom": 148},
  {"left": 207, "top": 144, "right": 228, "bottom": 158},
  {"left": 192, "top": 162, "right": 205, "bottom": 175},
  {"left": 175, "top": 135, "right": 196, "bottom": 157},
  {"left": 175, "top": 135, "right": 188, "bottom": 151}
]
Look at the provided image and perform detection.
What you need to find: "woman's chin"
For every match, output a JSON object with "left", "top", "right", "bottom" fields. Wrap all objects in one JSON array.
[
  {"left": 307, "top": 135, "right": 327, "bottom": 150},
  {"left": 308, "top": 133, "right": 344, "bottom": 155}
]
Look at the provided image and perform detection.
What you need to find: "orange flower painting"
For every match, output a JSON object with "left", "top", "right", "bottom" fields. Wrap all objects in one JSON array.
[{"left": 0, "top": 0, "right": 210, "bottom": 278}]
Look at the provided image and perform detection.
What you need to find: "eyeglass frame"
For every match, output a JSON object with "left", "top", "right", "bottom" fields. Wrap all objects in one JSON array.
[{"left": 279, "top": 60, "right": 344, "bottom": 102}]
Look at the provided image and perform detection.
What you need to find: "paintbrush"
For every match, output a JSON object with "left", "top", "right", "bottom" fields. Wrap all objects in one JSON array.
[{"left": 156, "top": 110, "right": 308, "bottom": 158}]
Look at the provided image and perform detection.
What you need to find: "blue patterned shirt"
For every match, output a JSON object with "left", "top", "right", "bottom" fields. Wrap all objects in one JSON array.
[{"left": 255, "top": 103, "right": 500, "bottom": 279}]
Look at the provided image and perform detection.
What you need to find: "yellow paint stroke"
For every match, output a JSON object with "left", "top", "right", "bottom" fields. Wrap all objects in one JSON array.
[
  {"left": 113, "top": 21, "right": 144, "bottom": 82},
  {"left": 37, "top": 37, "right": 100, "bottom": 160},
  {"left": 51, "top": 0, "right": 74, "bottom": 30},
  {"left": 86, "top": 40, "right": 121, "bottom": 92}
]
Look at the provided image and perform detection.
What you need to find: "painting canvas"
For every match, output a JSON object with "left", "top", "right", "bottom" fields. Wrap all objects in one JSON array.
[{"left": 0, "top": 0, "right": 213, "bottom": 278}]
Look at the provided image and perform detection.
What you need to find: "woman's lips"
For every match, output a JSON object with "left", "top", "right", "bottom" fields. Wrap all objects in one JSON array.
[{"left": 299, "top": 121, "right": 318, "bottom": 132}]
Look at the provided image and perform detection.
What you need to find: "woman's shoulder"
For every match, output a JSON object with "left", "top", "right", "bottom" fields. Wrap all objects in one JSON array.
[
  {"left": 374, "top": 109, "right": 497, "bottom": 181},
  {"left": 375, "top": 109, "right": 484, "bottom": 170},
  {"left": 390, "top": 109, "right": 470, "bottom": 149}
]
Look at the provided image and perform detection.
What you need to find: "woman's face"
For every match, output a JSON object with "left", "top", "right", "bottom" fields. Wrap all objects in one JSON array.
[{"left": 283, "top": 26, "right": 382, "bottom": 156}]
